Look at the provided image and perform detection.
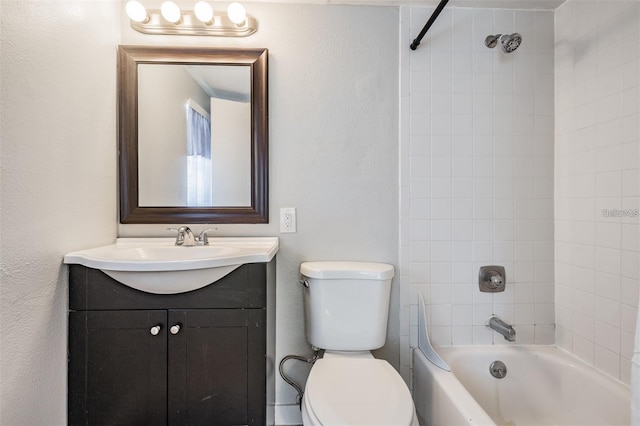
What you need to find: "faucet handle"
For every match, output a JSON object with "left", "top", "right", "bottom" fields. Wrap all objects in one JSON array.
[
  {"left": 197, "top": 228, "right": 216, "bottom": 245},
  {"left": 167, "top": 226, "right": 192, "bottom": 234},
  {"left": 166, "top": 227, "right": 182, "bottom": 244},
  {"left": 479, "top": 266, "right": 506, "bottom": 293}
]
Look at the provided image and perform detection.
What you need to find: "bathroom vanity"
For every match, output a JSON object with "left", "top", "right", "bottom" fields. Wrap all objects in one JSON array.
[{"left": 67, "top": 259, "right": 276, "bottom": 425}]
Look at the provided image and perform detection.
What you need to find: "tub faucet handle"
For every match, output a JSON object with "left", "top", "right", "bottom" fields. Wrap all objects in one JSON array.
[
  {"left": 490, "top": 274, "right": 503, "bottom": 287},
  {"left": 479, "top": 266, "right": 506, "bottom": 292}
]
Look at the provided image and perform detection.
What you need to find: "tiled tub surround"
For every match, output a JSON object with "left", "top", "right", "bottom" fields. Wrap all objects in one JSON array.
[
  {"left": 554, "top": 0, "right": 640, "bottom": 384},
  {"left": 399, "top": 7, "right": 556, "bottom": 382}
]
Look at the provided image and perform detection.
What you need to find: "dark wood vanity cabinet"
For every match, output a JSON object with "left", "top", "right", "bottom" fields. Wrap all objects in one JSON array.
[{"left": 68, "top": 263, "right": 275, "bottom": 426}]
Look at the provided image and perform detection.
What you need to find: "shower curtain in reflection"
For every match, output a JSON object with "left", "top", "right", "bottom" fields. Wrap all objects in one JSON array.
[{"left": 186, "top": 105, "right": 212, "bottom": 206}]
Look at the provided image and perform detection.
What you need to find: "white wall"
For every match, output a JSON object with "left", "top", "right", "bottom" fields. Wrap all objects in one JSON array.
[
  {"left": 13, "top": 0, "right": 636, "bottom": 423},
  {"left": 0, "top": 2, "right": 398, "bottom": 424},
  {"left": 0, "top": 1, "right": 121, "bottom": 424},
  {"left": 120, "top": 2, "right": 400, "bottom": 424},
  {"left": 554, "top": 0, "right": 640, "bottom": 385},
  {"left": 399, "top": 6, "right": 555, "bottom": 382}
]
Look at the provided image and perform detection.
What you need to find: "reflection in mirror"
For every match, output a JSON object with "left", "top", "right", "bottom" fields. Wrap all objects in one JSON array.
[
  {"left": 137, "top": 64, "right": 251, "bottom": 207},
  {"left": 118, "top": 46, "right": 268, "bottom": 224}
]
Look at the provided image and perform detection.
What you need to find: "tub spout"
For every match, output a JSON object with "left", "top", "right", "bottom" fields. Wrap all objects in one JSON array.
[{"left": 488, "top": 316, "right": 516, "bottom": 342}]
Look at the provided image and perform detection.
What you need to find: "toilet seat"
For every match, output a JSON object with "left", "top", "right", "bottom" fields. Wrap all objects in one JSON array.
[{"left": 303, "top": 358, "right": 415, "bottom": 426}]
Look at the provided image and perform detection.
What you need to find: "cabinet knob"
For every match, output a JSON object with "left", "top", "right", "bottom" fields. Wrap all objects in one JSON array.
[
  {"left": 150, "top": 325, "right": 162, "bottom": 336},
  {"left": 170, "top": 324, "right": 181, "bottom": 335}
]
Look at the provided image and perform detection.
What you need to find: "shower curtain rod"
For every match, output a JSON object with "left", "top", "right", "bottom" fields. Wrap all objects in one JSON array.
[{"left": 409, "top": 0, "right": 450, "bottom": 50}]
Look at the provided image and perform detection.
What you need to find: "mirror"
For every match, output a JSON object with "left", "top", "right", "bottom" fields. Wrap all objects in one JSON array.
[{"left": 118, "top": 45, "right": 268, "bottom": 224}]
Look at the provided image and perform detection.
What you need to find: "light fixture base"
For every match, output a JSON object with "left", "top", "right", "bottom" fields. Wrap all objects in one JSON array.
[{"left": 130, "top": 10, "right": 257, "bottom": 37}]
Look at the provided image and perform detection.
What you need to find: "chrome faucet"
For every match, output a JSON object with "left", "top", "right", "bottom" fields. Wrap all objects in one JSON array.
[
  {"left": 172, "top": 226, "right": 197, "bottom": 246},
  {"left": 168, "top": 226, "right": 215, "bottom": 246},
  {"left": 488, "top": 316, "right": 516, "bottom": 342}
]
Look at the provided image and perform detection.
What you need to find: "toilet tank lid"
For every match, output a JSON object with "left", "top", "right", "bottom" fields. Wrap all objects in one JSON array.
[{"left": 300, "top": 261, "right": 394, "bottom": 280}]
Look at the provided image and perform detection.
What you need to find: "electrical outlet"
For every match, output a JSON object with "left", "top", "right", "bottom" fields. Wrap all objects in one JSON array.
[{"left": 280, "top": 207, "right": 296, "bottom": 233}]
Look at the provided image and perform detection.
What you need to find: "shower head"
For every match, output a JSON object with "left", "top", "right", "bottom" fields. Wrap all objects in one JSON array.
[
  {"left": 501, "top": 33, "right": 522, "bottom": 53},
  {"left": 485, "top": 33, "right": 522, "bottom": 53}
]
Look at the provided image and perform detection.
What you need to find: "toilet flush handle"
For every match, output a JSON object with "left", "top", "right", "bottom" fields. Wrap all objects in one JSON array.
[{"left": 299, "top": 279, "right": 309, "bottom": 288}]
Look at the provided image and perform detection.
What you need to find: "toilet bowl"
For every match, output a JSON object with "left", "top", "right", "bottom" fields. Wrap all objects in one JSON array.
[
  {"left": 301, "top": 352, "right": 418, "bottom": 425},
  {"left": 300, "top": 262, "right": 417, "bottom": 426}
]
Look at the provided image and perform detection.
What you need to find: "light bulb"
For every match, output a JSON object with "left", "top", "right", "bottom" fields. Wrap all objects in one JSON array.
[
  {"left": 161, "top": 1, "right": 182, "bottom": 24},
  {"left": 125, "top": 0, "right": 148, "bottom": 23},
  {"left": 194, "top": 1, "right": 214, "bottom": 24},
  {"left": 227, "top": 2, "right": 246, "bottom": 25}
]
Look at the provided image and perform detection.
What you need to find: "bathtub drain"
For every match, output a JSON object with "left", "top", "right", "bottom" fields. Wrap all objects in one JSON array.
[{"left": 490, "top": 360, "right": 507, "bottom": 379}]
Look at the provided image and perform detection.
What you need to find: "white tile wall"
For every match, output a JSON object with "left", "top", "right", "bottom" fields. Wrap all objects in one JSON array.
[
  {"left": 554, "top": 0, "right": 640, "bottom": 385},
  {"left": 399, "top": 6, "right": 556, "bottom": 384}
]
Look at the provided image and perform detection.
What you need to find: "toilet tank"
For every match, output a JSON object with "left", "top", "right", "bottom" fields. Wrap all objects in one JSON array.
[{"left": 300, "top": 261, "right": 394, "bottom": 351}]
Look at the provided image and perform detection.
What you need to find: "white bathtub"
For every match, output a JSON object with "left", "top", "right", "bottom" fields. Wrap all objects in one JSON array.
[{"left": 413, "top": 345, "right": 630, "bottom": 426}]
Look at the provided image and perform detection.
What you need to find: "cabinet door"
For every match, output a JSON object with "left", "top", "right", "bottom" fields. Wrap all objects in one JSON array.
[
  {"left": 168, "top": 309, "right": 266, "bottom": 425},
  {"left": 68, "top": 310, "right": 168, "bottom": 425}
]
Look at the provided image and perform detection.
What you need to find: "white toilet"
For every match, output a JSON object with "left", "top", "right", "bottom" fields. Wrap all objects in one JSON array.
[{"left": 300, "top": 261, "right": 418, "bottom": 426}]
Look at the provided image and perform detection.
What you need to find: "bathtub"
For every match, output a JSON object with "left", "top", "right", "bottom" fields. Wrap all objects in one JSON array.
[{"left": 413, "top": 345, "right": 630, "bottom": 426}]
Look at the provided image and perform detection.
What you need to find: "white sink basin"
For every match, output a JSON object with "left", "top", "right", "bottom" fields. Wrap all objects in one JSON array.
[{"left": 64, "top": 237, "right": 279, "bottom": 294}]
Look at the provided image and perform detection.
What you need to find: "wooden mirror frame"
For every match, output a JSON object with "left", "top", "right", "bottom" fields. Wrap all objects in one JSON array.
[{"left": 118, "top": 45, "right": 268, "bottom": 224}]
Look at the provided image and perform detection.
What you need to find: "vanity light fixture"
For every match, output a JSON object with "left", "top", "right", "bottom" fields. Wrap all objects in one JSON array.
[{"left": 125, "top": 0, "right": 257, "bottom": 37}]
